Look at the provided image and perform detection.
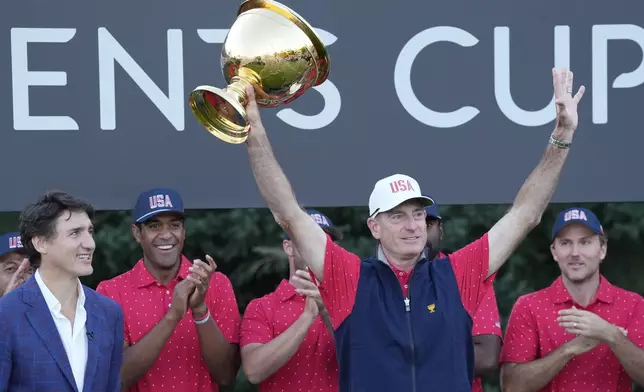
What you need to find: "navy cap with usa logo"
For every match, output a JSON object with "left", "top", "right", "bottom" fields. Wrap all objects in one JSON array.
[
  {"left": 285, "top": 209, "right": 343, "bottom": 242},
  {"left": 0, "top": 232, "right": 26, "bottom": 258},
  {"left": 423, "top": 196, "right": 442, "bottom": 221},
  {"left": 551, "top": 207, "right": 604, "bottom": 240},
  {"left": 133, "top": 188, "right": 185, "bottom": 224}
]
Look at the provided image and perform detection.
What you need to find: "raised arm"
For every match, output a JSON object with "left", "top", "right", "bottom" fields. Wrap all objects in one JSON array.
[
  {"left": 244, "top": 86, "right": 327, "bottom": 280},
  {"left": 487, "top": 68, "right": 585, "bottom": 277}
]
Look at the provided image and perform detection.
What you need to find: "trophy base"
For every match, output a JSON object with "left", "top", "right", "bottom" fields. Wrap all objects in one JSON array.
[{"left": 189, "top": 86, "right": 249, "bottom": 144}]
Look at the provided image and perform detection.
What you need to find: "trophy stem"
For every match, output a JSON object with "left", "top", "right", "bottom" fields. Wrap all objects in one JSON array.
[
  {"left": 227, "top": 67, "right": 263, "bottom": 107},
  {"left": 188, "top": 68, "right": 262, "bottom": 144}
]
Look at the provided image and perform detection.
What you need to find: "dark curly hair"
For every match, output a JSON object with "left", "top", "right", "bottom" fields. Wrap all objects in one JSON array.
[{"left": 19, "top": 191, "right": 94, "bottom": 268}]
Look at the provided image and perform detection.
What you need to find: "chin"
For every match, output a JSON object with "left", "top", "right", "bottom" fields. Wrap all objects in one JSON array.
[
  {"left": 71, "top": 265, "right": 93, "bottom": 278},
  {"left": 401, "top": 244, "right": 424, "bottom": 259}
]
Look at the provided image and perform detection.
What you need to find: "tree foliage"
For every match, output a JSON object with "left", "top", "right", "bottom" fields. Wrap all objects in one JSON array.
[{"left": 2, "top": 202, "right": 643, "bottom": 391}]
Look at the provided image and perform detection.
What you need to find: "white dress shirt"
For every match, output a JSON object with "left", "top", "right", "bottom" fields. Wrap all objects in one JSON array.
[{"left": 35, "top": 269, "right": 88, "bottom": 392}]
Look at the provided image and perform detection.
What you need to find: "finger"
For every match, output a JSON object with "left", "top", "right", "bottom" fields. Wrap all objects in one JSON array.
[
  {"left": 559, "top": 321, "right": 584, "bottom": 330},
  {"left": 557, "top": 315, "right": 584, "bottom": 324},
  {"left": 558, "top": 308, "right": 586, "bottom": 317},
  {"left": 291, "top": 275, "right": 316, "bottom": 289},
  {"left": 565, "top": 327, "right": 585, "bottom": 335},
  {"left": 191, "top": 260, "right": 212, "bottom": 276},
  {"left": 566, "top": 70, "right": 574, "bottom": 95},
  {"left": 186, "top": 275, "right": 202, "bottom": 287},
  {"left": 552, "top": 68, "right": 562, "bottom": 98},
  {"left": 246, "top": 85, "right": 259, "bottom": 111},
  {"left": 189, "top": 267, "right": 209, "bottom": 282},
  {"left": 295, "top": 269, "right": 312, "bottom": 281},
  {"left": 573, "top": 85, "right": 585, "bottom": 104},
  {"left": 205, "top": 255, "right": 217, "bottom": 271},
  {"left": 17, "top": 258, "right": 30, "bottom": 274},
  {"left": 295, "top": 288, "right": 319, "bottom": 297}
]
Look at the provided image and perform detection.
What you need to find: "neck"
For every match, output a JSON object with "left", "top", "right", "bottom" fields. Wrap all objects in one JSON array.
[
  {"left": 378, "top": 244, "right": 419, "bottom": 272},
  {"left": 288, "top": 260, "right": 305, "bottom": 279},
  {"left": 562, "top": 273, "right": 601, "bottom": 307},
  {"left": 143, "top": 255, "right": 181, "bottom": 285},
  {"left": 38, "top": 263, "right": 79, "bottom": 308}
]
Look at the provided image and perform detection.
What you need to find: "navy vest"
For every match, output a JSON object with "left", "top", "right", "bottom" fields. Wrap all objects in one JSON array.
[{"left": 334, "top": 255, "right": 474, "bottom": 391}]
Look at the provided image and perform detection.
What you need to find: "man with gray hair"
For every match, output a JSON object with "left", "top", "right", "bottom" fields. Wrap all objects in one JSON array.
[{"left": 239, "top": 67, "right": 584, "bottom": 391}]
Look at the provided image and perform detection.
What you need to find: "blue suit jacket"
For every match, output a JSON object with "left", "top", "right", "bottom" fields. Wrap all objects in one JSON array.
[{"left": 0, "top": 276, "right": 124, "bottom": 392}]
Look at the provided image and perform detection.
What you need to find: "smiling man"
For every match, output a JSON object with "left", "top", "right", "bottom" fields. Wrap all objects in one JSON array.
[
  {"left": 96, "top": 188, "right": 241, "bottom": 392},
  {"left": 241, "top": 67, "right": 585, "bottom": 390},
  {"left": 500, "top": 207, "right": 644, "bottom": 391},
  {"left": 0, "top": 191, "right": 124, "bottom": 392}
]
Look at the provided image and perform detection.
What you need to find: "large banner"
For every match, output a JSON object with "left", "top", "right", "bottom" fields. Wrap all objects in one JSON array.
[{"left": 2, "top": 0, "right": 643, "bottom": 211}]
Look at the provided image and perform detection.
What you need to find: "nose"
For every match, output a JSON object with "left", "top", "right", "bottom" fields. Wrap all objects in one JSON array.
[
  {"left": 403, "top": 215, "right": 417, "bottom": 231},
  {"left": 157, "top": 228, "right": 174, "bottom": 241},
  {"left": 82, "top": 232, "right": 96, "bottom": 251},
  {"left": 570, "top": 243, "right": 581, "bottom": 257}
]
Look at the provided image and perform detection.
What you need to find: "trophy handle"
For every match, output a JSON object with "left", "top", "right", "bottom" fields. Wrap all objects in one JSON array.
[{"left": 189, "top": 68, "right": 262, "bottom": 144}]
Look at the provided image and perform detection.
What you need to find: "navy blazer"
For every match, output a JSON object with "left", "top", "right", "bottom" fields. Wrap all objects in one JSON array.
[{"left": 0, "top": 276, "right": 124, "bottom": 392}]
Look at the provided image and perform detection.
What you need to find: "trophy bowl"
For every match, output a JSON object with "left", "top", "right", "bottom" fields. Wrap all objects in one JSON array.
[{"left": 189, "top": 0, "right": 330, "bottom": 144}]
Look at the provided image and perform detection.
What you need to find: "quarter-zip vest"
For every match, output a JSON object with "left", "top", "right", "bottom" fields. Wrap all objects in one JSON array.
[{"left": 334, "top": 255, "right": 474, "bottom": 391}]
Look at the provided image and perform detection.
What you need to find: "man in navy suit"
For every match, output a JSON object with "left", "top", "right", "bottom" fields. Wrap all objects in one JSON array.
[{"left": 0, "top": 191, "right": 124, "bottom": 392}]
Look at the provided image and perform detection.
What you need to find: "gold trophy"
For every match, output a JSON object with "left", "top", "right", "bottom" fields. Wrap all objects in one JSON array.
[{"left": 189, "top": 0, "right": 330, "bottom": 144}]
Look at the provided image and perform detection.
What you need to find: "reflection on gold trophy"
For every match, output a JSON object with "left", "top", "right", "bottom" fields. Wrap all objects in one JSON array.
[{"left": 189, "top": 0, "right": 330, "bottom": 144}]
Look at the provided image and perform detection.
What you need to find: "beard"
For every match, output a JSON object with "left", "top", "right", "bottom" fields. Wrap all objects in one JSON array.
[{"left": 563, "top": 268, "right": 599, "bottom": 284}]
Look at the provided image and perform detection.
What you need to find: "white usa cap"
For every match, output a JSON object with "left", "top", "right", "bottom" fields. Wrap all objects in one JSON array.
[{"left": 368, "top": 174, "right": 434, "bottom": 217}]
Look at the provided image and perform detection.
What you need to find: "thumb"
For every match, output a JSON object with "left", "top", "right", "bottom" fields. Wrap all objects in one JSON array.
[
  {"left": 205, "top": 254, "right": 217, "bottom": 270},
  {"left": 246, "top": 85, "right": 259, "bottom": 111}
]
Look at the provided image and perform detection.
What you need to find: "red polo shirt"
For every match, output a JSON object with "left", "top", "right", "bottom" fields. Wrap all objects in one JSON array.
[
  {"left": 240, "top": 279, "right": 338, "bottom": 392},
  {"left": 470, "top": 284, "right": 502, "bottom": 392},
  {"left": 500, "top": 275, "right": 644, "bottom": 391},
  {"left": 318, "top": 233, "right": 492, "bottom": 330},
  {"left": 96, "top": 256, "right": 242, "bottom": 392}
]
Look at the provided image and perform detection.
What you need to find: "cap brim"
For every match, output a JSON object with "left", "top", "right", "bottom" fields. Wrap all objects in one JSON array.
[
  {"left": 552, "top": 221, "right": 603, "bottom": 240},
  {"left": 372, "top": 195, "right": 434, "bottom": 217},
  {"left": 0, "top": 248, "right": 27, "bottom": 258},
  {"left": 135, "top": 209, "right": 185, "bottom": 223},
  {"left": 322, "top": 226, "right": 343, "bottom": 242}
]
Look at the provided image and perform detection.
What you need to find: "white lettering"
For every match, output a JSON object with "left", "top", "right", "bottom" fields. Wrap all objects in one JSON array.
[
  {"left": 394, "top": 26, "right": 480, "bottom": 128},
  {"left": 592, "top": 24, "right": 644, "bottom": 124},
  {"left": 494, "top": 26, "right": 570, "bottom": 126},
  {"left": 564, "top": 209, "right": 587, "bottom": 221},
  {"left": 11, "top": 28, "right": 79, "bottom": 131},
  {"left": 98, "top": 28, "right": 184, "bottom": 131}
]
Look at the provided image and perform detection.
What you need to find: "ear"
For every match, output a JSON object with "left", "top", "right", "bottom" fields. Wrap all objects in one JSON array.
[
  {"left": 132, "top": 224, "right": 142, "bottom": 244},
  {"left": 550, "top": 242, "right": 558, "bottom": 262},
  {"left": 282, "top": 240, "right": 294, "bottom": 257},
  {"left": 367, "top": 217, "right": 381, "bottom": 240},
  {"left": 599, "top": 241, "right": 608, "bottom": 261},
  {"left": 31, "top": 236, "right": 48, "bottom": 257},
  {"left": 438, "top": 223, "right": 444, "bottom": 241}
]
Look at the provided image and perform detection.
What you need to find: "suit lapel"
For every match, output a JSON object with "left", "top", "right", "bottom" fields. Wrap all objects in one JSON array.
[
  {"left": 82, "top": 287, "right": 104, "bottom": 392},
  {"left": 22, "top": 277, "right": 78, "bottom": 392}
]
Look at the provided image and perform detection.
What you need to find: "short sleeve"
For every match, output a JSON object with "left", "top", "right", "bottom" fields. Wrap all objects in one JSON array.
[
  {"left": 471, "top": 285, "right": 502, "bottom": 338},
  {"left": 626, "top": 297, "right": 644, "bottom": 349},
  {"left": 312, "top": 234, "right": 361, "bottom": 330},
  {"left": 240, "top": 298, "right": 273, "bottom": 348},
  {"left": 96, "top": 281, "right": 132, "bottom": 345},
  {"left": 499, "top": 296, "right": 539, "bottom": 364},
  {"left": 209, "top": 272, "right": 242, "bottom": 344},
  {"left": 449, "top": 233, "right": 491, "bottom": 317}
]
